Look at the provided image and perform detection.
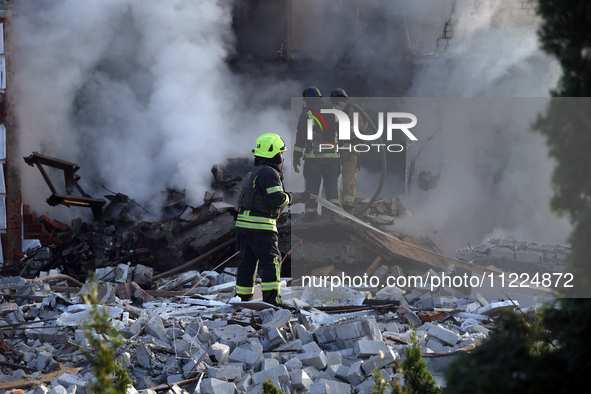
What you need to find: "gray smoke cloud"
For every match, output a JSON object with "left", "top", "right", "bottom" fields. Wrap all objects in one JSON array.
[
  {"left": 14, "top": 0, "right": 298, "bottom": 221},
  {"left": 13, "top": 0, "right": 570, "bottom": 254},
  {"left": 289, "top": 0, "right": 570, "bottom": 252},
  {"left": 397, "top": 1, "right": 571, "bottom": 253}
]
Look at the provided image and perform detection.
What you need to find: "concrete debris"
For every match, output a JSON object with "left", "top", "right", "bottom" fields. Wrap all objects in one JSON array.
[
  {"left": 478, "top": 300, "right": 519, "bottom": 316},
  {"left": 426, "top": 324, "right": 460, "bottom": 346},
  {"left": 1, "top": 199, "right": 531, "bottom": 393},
  {"left": 396, "top": 306, "right": 421, "bottom": 326},
  {"left": 300, "top": 285, "right": 365, "bottom": 307},
  {"left": 456, "top": 238, "right": 570, "bottom": 274},
  {"left": 261, "top": 309, "right": 292, "bottom": 333}
]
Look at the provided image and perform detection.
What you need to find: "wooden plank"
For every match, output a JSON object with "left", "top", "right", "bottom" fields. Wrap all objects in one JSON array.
[
  {"left": 46, "top": 286, "right": 210, "bottom": 298},
  {"left": 0, "top": 363, "right": 82, "bottom": 391},
  {"left": 351, "top": 235, "right": 390, "bottom": 261},
  {"left": 358, "top": 230, "right": 447, "bottom": 269},
  {"left": 311, "top": 265, "right": 336, "bottom": 276},
  {"left": 51, "top": 285, "right": 81, "bottom": 293},
  {"left": 0, "top": 360, "right": 46, "bottom": 374},
  {"left": 365, "top": 256, "right": 383, "bottom": 275}
]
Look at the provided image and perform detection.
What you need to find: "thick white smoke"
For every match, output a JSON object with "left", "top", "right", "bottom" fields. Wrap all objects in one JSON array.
[
  {"left": 14, "top": 0, "right": 298, "bottom": 221},
  {"left": 400, "top": 1, "right": 571, "bottom": 252},
  {"left": 13, "top": 0, "right": 570, "bottom": 253}
]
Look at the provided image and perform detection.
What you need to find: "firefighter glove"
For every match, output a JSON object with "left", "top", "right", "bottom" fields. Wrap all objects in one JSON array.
[
  {"left": 291, "top": 191, "right": 311, "bottom": 204},
  {"left": 293, "top": 151, "right": 303, "bottom": 173}
]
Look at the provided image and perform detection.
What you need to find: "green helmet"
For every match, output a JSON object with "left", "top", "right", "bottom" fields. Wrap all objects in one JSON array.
[{"left": 253, "top": 133, "right": 287, "bottom": 158}]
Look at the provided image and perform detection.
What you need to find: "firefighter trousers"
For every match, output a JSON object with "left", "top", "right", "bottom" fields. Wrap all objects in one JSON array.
[
  {"left": 235, "top": 227, "right": 282, "bottom": 306},
  {"left": 340, "top": 150, "right": 358, "bottom": 208},
  {"left": 303, "top": 157, "right": 341, "bottom": 214}
]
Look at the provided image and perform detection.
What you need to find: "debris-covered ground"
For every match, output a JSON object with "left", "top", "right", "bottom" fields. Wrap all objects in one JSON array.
[
  {"left": 1, "top": 160, "right": 564, "bottom": 394},
  {"left": 0, "top": 256, "right": 546, "bottom": 394}
]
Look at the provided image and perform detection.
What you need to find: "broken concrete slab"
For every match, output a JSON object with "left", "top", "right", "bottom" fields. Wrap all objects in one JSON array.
[
  {"left": 207, "top": 365, "right": 243, "bottom": 381},
  {"left": 468, "top": 324, "right": 491, "bottom": 336},
  {"left": 309, "top": 382, "right": 333, "bottom": 394},
  {"left": 300, "top": 285, "right": 365, "bottom": 307},
  {"left": 290, "top": 369, "right": 313, "bottom": 390},
  {"left": 478, "top": 300, "right": 518, "bottom": 316},
  {"left": 116, "top": 263, "right": 130, "bottom": 284},
  {"left": 252, "top": 364, "right": 290, "bottom": 385},
  {"left": 426, "top": 338, "right": 450, "bottom": 353},
  {"left": 97, "top": 282, "right": 117, "bottom": 304},
  {"left": 133, "top": 264, "right": 154, "bottom": 287},
  {"left": 316, "top": 378, "right": 352, "bottom": 394},
  {"left": 207, "top": 342, "right": 230, "bottom": 364},
  {"left": 456, "top": 238, "right": 570, "bottom": 274},
  {"left": 325, "top": 351, "right": 342, "bottom": 366},
  {"left": 136, "top": 344, "right": 153, "bottom": 369},
  {"left": 265, "top": 327, "right": 287, "bottom": 350},
  {"left": 228, "top": 347, "right": 263, "bottom": 370},
  {"left": 315, "top": 317, "right": 382, "bottom": 351},
  {"left": 47, "top": 386, "right": 68, "bottom": 394},
  {"left": 361, "top": 348, "right": 397, "bottom": 375},
  {"left": 427, "top": 324, "right": 460, "bottom": 346},
  {"left": 261, "top": 309, "right": 292, "bottom": 333},
  {"left": 199, "top": 378, "right": 237, "bottom": 394},
  {"left": 354, "top": 340, "right": 388, "bottom": 358},
  {"left": 295, "top": 350, "right": 328, "bottom": 370},
  {"left": 275, "top": 339, "right": 303, "bottom": 352},
  {"left": 144, "top": 315, "right": 170, "bottom": 343},
  {"left": 347, "top": 361, "right": 365, "bottom": 386},
  {"left": 295, "top": 324, "right": 314, "bottom": 345},
  {"left": 284, "top": 357, "right": 303, "bottom": 372},
  {"left": 262, "top": 358, "right": 280, "bottom": 370},
  {"left": 211, "top": 325, "right": 253, "bottom": 351},
  {"left": 375, "top": 285, "right": 405, "bottom": 299}
]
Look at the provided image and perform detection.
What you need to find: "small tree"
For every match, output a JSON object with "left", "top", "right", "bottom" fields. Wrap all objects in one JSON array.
[
  {"left": 390, "top": 330, "right": 442, "bottom": 394},
  {"left": 81, "top": 278, "right": 133, "bottom": 394},
  {"left": 371, "top": 365, "right": 392, "bottom": 394},
  {"left": 262, "top": 378, "right": 284, "bottom": 394}
]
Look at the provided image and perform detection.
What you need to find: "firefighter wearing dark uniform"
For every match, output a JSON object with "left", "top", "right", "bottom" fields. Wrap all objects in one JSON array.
[
  {"left": 235, "top": 133, "right": 291, "bottom": 306},
  {"left": 330, "top": 88, "right": 367, "bottom": 213},
  {"left": 293, "top": 87, "right": 341, "bottom": 220}
]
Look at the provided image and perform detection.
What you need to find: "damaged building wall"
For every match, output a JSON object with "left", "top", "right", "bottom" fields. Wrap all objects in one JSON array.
[
  {"left": 234, "top": 0, "right": 457, "bottom": 61},
  {"left": 0, "top": 2, "right": 22, "bottom": 264}
]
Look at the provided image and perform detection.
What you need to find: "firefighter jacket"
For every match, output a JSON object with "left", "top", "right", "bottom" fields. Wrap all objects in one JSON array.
[
  {"left": 236, "top": 157, "right": 291, "bottom": 232},
  {"left": 335, "top": 103, "right": 368, "bottom": 150},
  {"left": 294, "top": 99, "right": 339, "bottom": 159}
]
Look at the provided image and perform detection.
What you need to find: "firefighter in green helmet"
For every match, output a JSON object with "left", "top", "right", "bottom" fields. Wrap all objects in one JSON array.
[{"left": 235, "top": 133, "right": 309, "bottom": 306}]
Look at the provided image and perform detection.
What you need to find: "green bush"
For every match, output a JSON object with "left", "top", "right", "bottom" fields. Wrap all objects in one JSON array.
[
  {"left": 371, "top": 366, "right": 391, "bottom": 394},
  {"left": 262, "top": 378, "right": 284, "bottom": 394},
  {"left": 80, "top": 278, "right": 133, "bottom": 394},
  {"left": 399, "top": 330, "right": 442, "bottom": 394}
]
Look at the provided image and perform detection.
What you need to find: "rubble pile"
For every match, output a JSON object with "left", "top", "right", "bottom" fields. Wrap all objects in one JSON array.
[
  {"left": 359, "top": 197, "right": 407, "bottom": 226},
  {"left": 14, "top": 152, "right": 426, "bottom": 294},
  {"left": 0, "top": 264, "right": 523, "bottom": 394},
  {"left": 456, "top": 238, "right": 570, "bottom": 274},
  {"left": 7, "top": 156, "right": 549, "bottom": 393},
  {"left": 13, "top": 185, "right": 419, "bottom": 295},
  {"left": 11, "top": 192, "right": 240, "bottom": 283}
]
